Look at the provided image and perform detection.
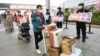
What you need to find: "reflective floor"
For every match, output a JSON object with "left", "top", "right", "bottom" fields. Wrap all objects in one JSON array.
[{"left": 0, "top": 22, "right": 100, "bottom": 56}]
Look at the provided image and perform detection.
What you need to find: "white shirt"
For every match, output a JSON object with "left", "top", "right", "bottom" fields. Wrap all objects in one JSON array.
[{"left": 45, "top": 14, "right": 49, "bottom": 20}]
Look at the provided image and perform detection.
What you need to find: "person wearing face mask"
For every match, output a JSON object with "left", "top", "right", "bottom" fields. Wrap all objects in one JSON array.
[
  {"left": 56, "top": 7, "right": 64, "bottom": 28},
  {"left": 31, "top": 5, "right": 45, "bottom": 54},
  {"left": 76, "top": 3, "right": 89, "bottom": 42}
]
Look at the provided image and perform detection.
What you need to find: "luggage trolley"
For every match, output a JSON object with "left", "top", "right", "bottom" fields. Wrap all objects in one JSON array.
[
  {"left": 42, "top": 29, "right": 49, "bottom": 56},
  {"left": 42, "top": 27, "right": 64, "bottom": 56},
  {"left": 18, "top": 23, "right": 31, "bottom": 42},
  {"left": 42, "top": 26, "right": 84, "bottom": 56}
]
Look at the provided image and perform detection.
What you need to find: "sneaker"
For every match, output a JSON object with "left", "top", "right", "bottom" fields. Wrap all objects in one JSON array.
[
  {"left": 36, "top": 49, "right": 41, "bottom": 54},
  {"left": 82, "top": 39, "right": 86, "bottom": 42},
  {"left": 29, "top": 35, "right": 32, "bottom": 38}
]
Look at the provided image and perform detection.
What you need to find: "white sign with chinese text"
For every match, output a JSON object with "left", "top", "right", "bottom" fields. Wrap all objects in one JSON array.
[{"left": 68, "top": 12, "right": 92, "bottom": 22}]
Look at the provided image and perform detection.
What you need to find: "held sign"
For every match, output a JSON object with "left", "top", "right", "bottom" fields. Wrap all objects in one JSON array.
[
  {"left": 68, "top": 12, "right": 92, "bottom": 22},
  {"left": 52, "top": 16, "right": 64, "bottom": 22}
]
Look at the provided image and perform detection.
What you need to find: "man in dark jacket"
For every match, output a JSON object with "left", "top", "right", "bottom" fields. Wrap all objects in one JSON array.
[{"left": 76, "top": 3, "right": 89, "bottom": 42}]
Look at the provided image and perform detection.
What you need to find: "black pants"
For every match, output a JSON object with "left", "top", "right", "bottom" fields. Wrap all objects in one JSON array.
[
  {"left": 34, "top": 31, "right": 43, "bottom": 49},
  {"left": 76, "top": 26, "right": 86, "bottom": 39},
  {"left": 56, "top": 22, "right": 62, "bottom": 28},
  {"left": 46, "top": 20, "right": 50, "bottom": 24},
  {"left": 0, "top": 20, "right": 1, "bottom": 23}
]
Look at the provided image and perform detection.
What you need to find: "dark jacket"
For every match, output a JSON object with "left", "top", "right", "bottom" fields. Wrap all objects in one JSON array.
[
  {"left": 46, "top": 12, "right": 51, "bottom": 24},
  {"left": 31, "top": 12, "right": 45, "bottom": 32},
  {"left": 2, "top": 13, "right": 7, "bottom": 20},
  {"left": 46, "top": 12, "right": 50, "bottom": 19},
  {"left": 56, "top": 11, "right": 64, "bottom": 16}
]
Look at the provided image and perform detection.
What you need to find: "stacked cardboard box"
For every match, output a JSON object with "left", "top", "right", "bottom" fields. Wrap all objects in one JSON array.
[
  {"left": 49, "top": 29, "right": 64, "bottom": 48},
  {"left": 48, "top": 46, "right": 61, "bottom": 56},
  {"left": 44, "top": 23, "right": 64, "bottom": 56}
]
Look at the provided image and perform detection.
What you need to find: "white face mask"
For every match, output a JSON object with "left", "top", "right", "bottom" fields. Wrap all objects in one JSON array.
[
  {"left": 78, "top": 6, "right": 83, "bottom": 9},
  {"left": 38, "top": 10, "right": 42, "bottom": 13}
]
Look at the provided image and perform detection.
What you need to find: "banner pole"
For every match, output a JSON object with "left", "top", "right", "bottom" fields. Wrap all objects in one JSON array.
[
  {"left": 87, "top": 12, "right": 93, "bottom": 34},
  {"left": 87, "top": 22, "right": 93, "bottom": 34}
]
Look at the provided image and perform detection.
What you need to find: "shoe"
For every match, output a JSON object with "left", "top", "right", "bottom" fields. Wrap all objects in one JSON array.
[
  {"left": 29, "top": 35, "right": 32, "bottom": 38},
  {"left": 36, "top": 49, "right": 41, "bottom": 54},
  {"left": 82, "top": 39, "right": 86, "bottom": 42},
  {"left": 75, "top": 37, "right": 80, "bottom": 39},
  {"left": 86, "top": 36, "right": 88, "bottom": 39}
]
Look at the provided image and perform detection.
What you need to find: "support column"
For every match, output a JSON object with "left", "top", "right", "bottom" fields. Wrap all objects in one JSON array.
[{"left": 46, "top": 0, "right": 50, "bottom": 10}]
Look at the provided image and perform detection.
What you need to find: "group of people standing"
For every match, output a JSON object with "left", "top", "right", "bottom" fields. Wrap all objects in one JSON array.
[{"left": 0, "top": 3, "right": 88, "bottom": 54}]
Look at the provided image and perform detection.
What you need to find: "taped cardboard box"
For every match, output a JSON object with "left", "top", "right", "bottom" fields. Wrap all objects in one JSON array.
[
  {"left": 61, "top": 35, "right": 76, "bottom": 55},
  {"left": 60, "top": 48, "right": 83, "bottom": 56},
  {"left": 46, "top": 23, "right": 57, "bottom": 31},
  {"left": 49, "top": 29, "right": 64, "bottom": 48},
  {"left": 48, "top": 46, "right": 61, "bottom": 56}
]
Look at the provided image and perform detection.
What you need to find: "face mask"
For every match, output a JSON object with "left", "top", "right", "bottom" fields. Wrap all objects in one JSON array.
[
  {"left": 58, "top": 9, "right": 61, "bottom": 12},
  {"left": 38, "top": 10, "right": 42, "bottom": 13},
  {"left": 78, "top": 6, "right": 83, "bottom": 9}
]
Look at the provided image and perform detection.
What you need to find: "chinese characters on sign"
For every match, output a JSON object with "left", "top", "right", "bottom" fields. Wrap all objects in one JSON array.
[
  {"left": 68, "top": 12, "right": 92, "bottom": 23},
  {"left": 52, "top": 16, "right": 64, "bottom": 22}
]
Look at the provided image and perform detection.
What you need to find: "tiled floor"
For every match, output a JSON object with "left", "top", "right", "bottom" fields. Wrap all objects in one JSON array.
[{"left": 0, "top": 23, "right": 100, "bottom": 56}]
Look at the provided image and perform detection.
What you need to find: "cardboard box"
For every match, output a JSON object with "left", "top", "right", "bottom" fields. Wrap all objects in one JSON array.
[
  {"left": 44, "top": 23, "right": 57, "bottom": 31},
  {"left": 48, "top": 46, "right": 60, "bottom": 56},
  {"left": 47, "top": 25, "right": 56, "bottom": 31},
  {"left": 61, "top": 35, "right": 76, "bottom": 55},
  {"left": 49, "top": 29, "right": 64, "bottom": 48}
]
